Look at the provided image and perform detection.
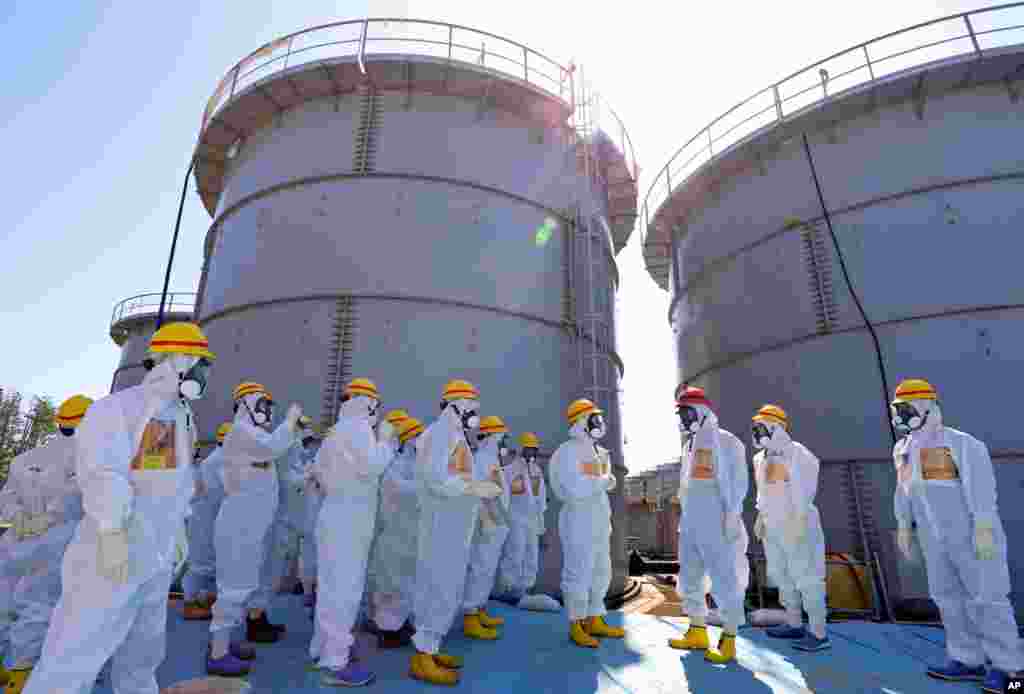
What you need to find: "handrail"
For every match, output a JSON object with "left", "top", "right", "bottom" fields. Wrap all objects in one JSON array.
[
  {"left": 196, "top": 18, "right": 637, "bottom": 184},
  {"left": 111, "top": 292, "right": 197, "bottom": 328},
  {"left": 640, "top": 2, "right": 1024, "bottom": 270}
]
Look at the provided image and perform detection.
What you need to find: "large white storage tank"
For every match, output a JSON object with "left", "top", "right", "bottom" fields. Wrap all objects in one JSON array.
[
  {"left": 188, "top": 19, "right": 638, "bottom": 598},
  {"left": 641, "top": 5, "right": 1024, "bottom": 614}
]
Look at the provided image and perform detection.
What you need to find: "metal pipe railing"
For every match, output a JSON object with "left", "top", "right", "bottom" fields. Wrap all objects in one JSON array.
[
  {"left": 639, "top": 2, "right": 1024, "bottom": 272},
  {"left": 111, "top": 292, "right": 197, "bottom": 328},
  {"left": 196, "top": 18, "right": 638, "bottom": 185}
]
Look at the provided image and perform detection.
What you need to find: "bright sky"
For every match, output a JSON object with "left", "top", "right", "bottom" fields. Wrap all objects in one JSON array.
[{"left": 1, "top": 0, "right": 996, "bottom": 472}]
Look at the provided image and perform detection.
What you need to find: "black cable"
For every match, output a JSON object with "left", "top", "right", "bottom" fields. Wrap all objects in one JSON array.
[
  {"left": 801, "top": 134, "right": 897, "bottom": 445},
  {"left": 157, "top": 156, "right": 197, "bottom": 329}
]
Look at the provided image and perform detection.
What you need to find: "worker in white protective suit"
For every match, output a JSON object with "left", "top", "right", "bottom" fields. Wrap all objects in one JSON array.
[
  {"left": 20, "top": 322, "right": 212, "bottom": 694},
  {"left": 182, "top": 422, "right": 231, "bottom": 621},
  {"left": 256, "top": 415, "right": 316, "bottom": 608},
  {"left": 300, "top": 431, "right": 324, "bottom": 609},
  {"left": 207, "top": 382, "right": 303, "bottom": 677},
  {"left": 496, "top": 432, "right": 546, "bottom": 603},
  {"left": 306, "top": 378, "right": 396, "bottom": 688},
  {"left": 750, "top": 405, "right": 829, "bottom": 652},
  {"left": 409, "top": 379, "right": 502, "bottom": 686},
  {"left": 461, "top": 415, "right": 514, "bottom": 636},
  {"left": 549, "top": 399, "right": 625, "bottom": 649},
  {"left": 367, "top": 411, "right": 423, "bottom": 649},
  {"left": 890, "top": 379, "right": 1023, "bottom": 693},
  {"left": 0, "top": 395, "right": 91, "bottom": 694},
  {"left": 668, "top": 385, "right": 749, "bottom": 664}
]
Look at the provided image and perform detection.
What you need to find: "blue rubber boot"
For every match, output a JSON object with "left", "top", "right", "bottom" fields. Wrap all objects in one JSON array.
[
  {"left": 766, "top": 624, "right": 805, "bottom": 639},
  {"left": 981, "top": 668, "right": 1010, "bottom": 694},
  {"left": 321, "top": 661, "right": 375, "bottom": 687},
  {"left": 792, "top": 632, "right": 831, "bottom": 652},
  {"left": 206, "top": 652, "right": 251, "bottom": 677},
  {"left": 926, "top": 660, "right": 986, "bottom": 681}
]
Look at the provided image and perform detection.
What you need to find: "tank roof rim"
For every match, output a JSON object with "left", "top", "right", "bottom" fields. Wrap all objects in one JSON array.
[{"left": 638, "top": 2, "right": 1024, "bottom": 290}]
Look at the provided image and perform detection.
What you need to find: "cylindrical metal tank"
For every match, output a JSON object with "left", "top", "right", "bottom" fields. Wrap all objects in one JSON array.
[
  {"left": 189, "top": 20, "right": 638, "bottom": 598},
  {"left": 109, "top": 292, "right": 197, "bottom": 393},
  {"left": 641, "top": 5, "right": 1024, "bottom": 613}
]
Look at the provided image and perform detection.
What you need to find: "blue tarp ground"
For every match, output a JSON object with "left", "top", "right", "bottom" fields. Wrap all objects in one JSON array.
[{"left": 89, "top": 596, "right": 974, "bottom": 693}]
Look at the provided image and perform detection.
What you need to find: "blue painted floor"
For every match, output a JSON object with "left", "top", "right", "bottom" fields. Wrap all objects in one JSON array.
[{"left": 92, "top": 595, "right": 972, "bottom": 693}]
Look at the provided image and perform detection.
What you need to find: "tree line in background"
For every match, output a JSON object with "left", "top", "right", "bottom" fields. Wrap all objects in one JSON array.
[{"left": 0, "top": 388, "right": 57, "bottom": 485}]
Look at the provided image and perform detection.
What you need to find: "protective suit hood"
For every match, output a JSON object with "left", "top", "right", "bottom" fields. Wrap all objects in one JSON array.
[
  {"left": 143, "top": 357, "right": 189, "bottom": 406},
  {"left": 235, "top": 394, "right": 269, "bottom": 431},
  {"left": 570, "top": 412, "right": 606, "bottom": 441},
  {"left": 895, "top": 399, "right": 942, "bottom": 438},
  {"left": 341, "top": 394, "right": 378, "bottom": 424},
  {"left": 757, "top": 423, "right": 792, "bottom": 454}
]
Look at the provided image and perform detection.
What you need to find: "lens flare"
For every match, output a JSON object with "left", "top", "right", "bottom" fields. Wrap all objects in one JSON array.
[{"left": 535, "top": 217, "right": 558, "bottom": 246}]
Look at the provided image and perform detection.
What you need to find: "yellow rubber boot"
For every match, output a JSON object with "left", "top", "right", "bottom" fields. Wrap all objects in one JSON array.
[
  {"left": 0, "top": 664, "right": 9, "bottom": 687},
  {"left": 570, "top": 619, "right": 599, "bottom": 648},
  {"left": 463, "top": 612, "right": 499, "bottom": 640},
  {"left": 478, "top": 609, "right": 504, "bottom": 627},
  {"left": 705, "top": 633, "right": 736, "bottom": 663},
  {"left": 410, "top": 652, "right": 459, "bottom": 685},
  {"left": 4, "top": 667, "right": 31, "bottom": 694},
  {"left": 433, "top": 654, "right": 463, "bottom": 670},
  {"left": 668, "top": 624, "right": 710, "bottom": 650},
  {"left": 585, "top": 616, "right": 625, "bottom": 638}
]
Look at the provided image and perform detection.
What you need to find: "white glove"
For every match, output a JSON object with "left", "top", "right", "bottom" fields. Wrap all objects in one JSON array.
[
  {"left": 377, "top": 421, "right": 396, "bottom": 443},
  {"left": 723, "top": 511, "right": 744, "bottom": 542},
  {"left": 897, "top": 526, "right": 914, "bottom": 559},
  {"left": 285, "top": 404, "right": 303, "bottom": 431},
  {"left": 785, "top": 513, "right": 807, "bottom": 545},
  {"left": 534, "top": 512, "right": 546, "bottom": 536},
  {"left": 466, "top": 480, "right": 502, "bottom": 499},
  {"left": 754, "top": 514, "right": 766, "bottom": 541},
  {"left": 975, "top": 520, "right": 996, "bottom": 561},
  {"left": 98, "top": 529, "right": 131, "bottom": 584}
]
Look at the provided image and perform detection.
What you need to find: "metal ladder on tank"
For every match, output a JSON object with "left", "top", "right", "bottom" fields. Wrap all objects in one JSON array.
[{"left": 570, "top": 67, "right": 615, "bottom": 427}]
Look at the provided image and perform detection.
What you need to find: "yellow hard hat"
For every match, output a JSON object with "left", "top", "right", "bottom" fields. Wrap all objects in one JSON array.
[
  {"left": 233, "top": 382, "right": 271, "bottom": 402},
  {"left": 56, "top": 395, "right": 94, "bottom": 429},
  {"left": 752, "top": 404, "right": 789, "bottom": 430},
  {"left": 567, "top": 398, "right": 602, "bottom": 426},
  {"left": 385, "top": 409, "right": 410, "bottom": 426},
  {"left": 441, "top": 379, "right": 479, "bottom": 402},
  {"left": 892, "top": 379, "right": 938, "bottom": 405},
  {"left": 478, "top": 415, "right": 508, "bottom": 435},
  {"left": 216, "top": 423, "right": 232, "bottom": 443},
  {"left": 345, "top": 378, "right": 380, "bottom": 400},
  {"left": 519, "top": 432, "right": 540, "bottom": 448},
  {"left": 398, "top": 417, "right": 425, "bottom": 444},
  {"left": 148, "top": 322, "right": 216, "bottom": 361}
]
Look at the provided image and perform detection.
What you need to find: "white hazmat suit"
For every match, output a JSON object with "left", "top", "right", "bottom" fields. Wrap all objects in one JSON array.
[
  {"left": 462, "top": 434, "right": 512, "bottom": 618},
  {"left": 367, "top": 438, "right": 421, "bottom": 632},
  {"left": 182, "top": 445, "right": 225, "bottom": 604},
  {"left": 548, "top": 418, "right": 616, "bottom": 626},
  {"left": 411, "top": 403, "right": 490, "bottom": 655},
  {"left": 309, "top": 396, "right": 394, "bottom": 671},
  {"left": 752, "top": 427, "right": 826, "bottom": 640},
  {"left": 498, "top": 454, "right": 546, "bottom": 598},
  {"left": 210, "top": 397, "right": 299, "bottom": 649},
  {"left": 300, "top": 452, "right": 324, "bottom": 597},
  {"left": 674, "top": 402, "right": 749, "bottom": 650},
  {"left": 893, "top": 405, "right": 1023, "bottom": 676},
  {"left": 254, "top": 435, "right": 310, "bottom": 605},
  {"left": 0, "top": 435, "right": 83, "bottom": 670},
  {"left": 23, "top": 360, "right": 197, "bottom": 694}
]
